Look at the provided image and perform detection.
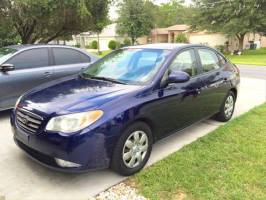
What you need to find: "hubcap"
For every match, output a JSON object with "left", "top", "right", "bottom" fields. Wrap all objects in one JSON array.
[
  {"left": 224, "top": 95, "right": 234, "bottom": 118},
  {"left": 122, "top": 131, "right": 148, "bottom": 168}
]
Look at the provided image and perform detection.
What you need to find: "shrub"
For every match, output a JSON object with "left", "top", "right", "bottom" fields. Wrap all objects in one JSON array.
[
  {"left": 175, "top": 33, "right": 188, "bottom": 43},
  {"left": 215, "top": 45, "right": 225, "bottom": 54},
  {"left": 108, "top": 40, "right": 117, "bottom": 50},
  {"left": 74, "top": 44, "right": 81, "bottom": 48},
  {"left": 123, "top": 38, "right": 131, "bottom": 47},
  {"left": 91, "top": 40, "right": 98, "bottom": 49}
]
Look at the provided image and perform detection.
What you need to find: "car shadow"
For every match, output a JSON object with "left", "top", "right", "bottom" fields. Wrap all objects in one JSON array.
[{"left": 0, "top": 110, "right": 12, "bottom": 120}]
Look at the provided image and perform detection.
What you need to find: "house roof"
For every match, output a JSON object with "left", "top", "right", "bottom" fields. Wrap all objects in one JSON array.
[
  {"left": 166, "top": 24, "right": 190, "bottom": 31},
  {"left": 150, "top": 24, "right": 190, "bottom": 36},
  {"left": 151, "top": 28, "right": 169, "bottom": 35}
]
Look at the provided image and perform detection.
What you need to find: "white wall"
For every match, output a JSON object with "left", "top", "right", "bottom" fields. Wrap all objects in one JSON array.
[{"left": 188, "top": 33, "right": 227, "bottom": 47}]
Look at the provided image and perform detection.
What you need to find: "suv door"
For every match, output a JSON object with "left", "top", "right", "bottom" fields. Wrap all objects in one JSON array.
[
  {"left": 196, "top": 48, "right": 229, "bottom": 117},
  {"left": 148, "top": 48, "right": 205, "bottom": 139},
  {"left": 0, "top": 48, "right": 51, "bottom": 110},
  {"left": 51, "top": 47, "right": 91, "bottom": 79}
]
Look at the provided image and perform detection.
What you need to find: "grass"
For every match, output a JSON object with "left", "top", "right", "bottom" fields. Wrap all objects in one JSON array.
[
  {"left": 89, "top": 48, "right": 266, "bottom": 65},
  {"left": 227, "top": 48, "right": 266, "bottom": 66},
  {"left": 131, "top": 103, "right": 266, "bottom": 200},
  {"left": 90, "top": 50, "right": 112, "bottom": 57}
]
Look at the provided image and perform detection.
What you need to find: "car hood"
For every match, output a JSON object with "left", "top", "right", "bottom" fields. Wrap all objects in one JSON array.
[{"left": 19, "top": 75, "right": 142, "bottom": 115}]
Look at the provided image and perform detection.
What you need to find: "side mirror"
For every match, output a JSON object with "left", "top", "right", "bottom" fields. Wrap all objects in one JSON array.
[
  {"left": 168, "top": 71, "right": 190, "bottom": 84},
  {"left": 0, "top": 64, "right": 15, "bottom": 72}
]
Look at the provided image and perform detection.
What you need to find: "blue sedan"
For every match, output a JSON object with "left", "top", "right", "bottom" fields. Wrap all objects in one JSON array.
[{"left": 11, "top": 43, "right": 240, "bottom": 176}]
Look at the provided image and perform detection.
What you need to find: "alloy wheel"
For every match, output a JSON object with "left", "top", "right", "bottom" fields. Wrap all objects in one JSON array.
[
  {"left": 224, "top": 95, "right": 234, "bottom": 118},
  {"left": 122, "top": 130, "right": 149, "bottom": 168}
]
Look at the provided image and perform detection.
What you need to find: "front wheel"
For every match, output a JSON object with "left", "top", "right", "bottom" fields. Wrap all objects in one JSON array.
[
  {"left": 111, "top": 122, "right": 153, "bottom": 176},
  {"left": 215, "top": 91, "right": 236, "bottom": 122}
]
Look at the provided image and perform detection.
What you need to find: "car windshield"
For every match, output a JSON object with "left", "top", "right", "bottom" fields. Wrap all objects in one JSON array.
[
  {"left": 81, "top": 48, "right": 170, "bottom": 84},
  {"left": 0, "top": 48, "right": 17, "bottom": 63}
]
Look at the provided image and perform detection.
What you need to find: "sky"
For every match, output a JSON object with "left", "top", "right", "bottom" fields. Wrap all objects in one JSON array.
[{"left": 109, "top": 0, "right": 193, "bottom": 20}]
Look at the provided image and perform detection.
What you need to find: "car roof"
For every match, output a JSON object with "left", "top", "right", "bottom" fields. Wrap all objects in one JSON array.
[
  {"left": 7, "top": 44, "right": 80, "bottom": 51},
  {"left": 126, "top": 43, "right": 203, "bottom": 50},
  {"left": 5, "top": 44, "right": 99, "bottom": 61}
]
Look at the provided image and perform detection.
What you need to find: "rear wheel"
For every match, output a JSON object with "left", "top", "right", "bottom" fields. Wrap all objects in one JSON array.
[
  {"left": 215, "top": 91, "right": 236, "bottom": 122},
  {"left": 111, "top": 122, "right": 152, "bottom": 176}
]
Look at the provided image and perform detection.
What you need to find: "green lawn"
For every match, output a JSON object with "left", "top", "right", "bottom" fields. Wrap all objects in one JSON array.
[
  {"left": 131, "top": 103, "right": 266, "bottom": 200},
  {"left": 227, "top": 48, "right": 266, "bottom": 66},
  {"left": 89, "top": 48, "right": 266, "bottom": 66},
  {"left": 90, "top": 50, "right": 112, "bottom": 57}
]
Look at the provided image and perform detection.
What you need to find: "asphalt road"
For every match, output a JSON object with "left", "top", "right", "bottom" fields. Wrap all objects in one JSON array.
[
  {"left": 237, "top": 64, "right": 266, "bottom": 80},
  {"left": 0, "top": 67, "right": 265, "bottom": 200}
]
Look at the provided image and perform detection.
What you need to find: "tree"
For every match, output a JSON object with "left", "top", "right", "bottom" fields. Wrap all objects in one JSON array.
[
  {"left": 117, "top": 0, "right": 155, "bottom": 45},
  {"left": 86, "top": 0, "right": 110, "bottom": 54},
  {"left": 0, "top": 20, "right": 20, "bottom": 47},
  {"left": 189, "top": 0, "right": 266, "bottom": 51},
  {"left": 0, "top": 0, "right": 110, "bottom": 44},
  {"left": 154, "top": 0, "right": 187, "bottom": 28}
]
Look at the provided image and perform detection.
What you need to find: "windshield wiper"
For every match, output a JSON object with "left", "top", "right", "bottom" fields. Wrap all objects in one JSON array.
[{"left": 80, "top": 73, "right": 126, "bottom": 85}]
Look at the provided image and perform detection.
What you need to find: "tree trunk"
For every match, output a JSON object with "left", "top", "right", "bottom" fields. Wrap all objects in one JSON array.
[
  {"left": 236, "top": 33, "right": 246, "bottom": 51},
  {"left": 131, "top": 37, "right": 135, "bottom": 45},
  {"left": 97, "top": 32, "right": 100, "bottom": 54}
]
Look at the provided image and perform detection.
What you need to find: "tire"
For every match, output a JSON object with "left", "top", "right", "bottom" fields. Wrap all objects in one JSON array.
[
  {"left": 215, "top": 91, "right": 236, "bottom": 122},
  {"left": 111, "top": 122, "right": 153, "bottom": 176}
]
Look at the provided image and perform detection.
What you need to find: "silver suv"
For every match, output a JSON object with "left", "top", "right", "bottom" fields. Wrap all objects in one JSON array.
[{"left": 0, "top": 45, "right": 98, "bottom": 111}]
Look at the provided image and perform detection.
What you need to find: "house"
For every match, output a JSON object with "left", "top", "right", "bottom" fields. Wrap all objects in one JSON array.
[
  {"left": 143, "top": 24, "right": 266, "bottom": 51},
  {"left": 145, "top": 24, "right": 228, "bottom": 48},
  {"left": 73, "top": 23, "right": 125, "bottom": 51}
]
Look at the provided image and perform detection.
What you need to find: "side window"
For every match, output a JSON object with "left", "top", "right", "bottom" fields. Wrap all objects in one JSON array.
[
  {"left": 217, "top": 53, "right": 227, "bottom": 66},
  {"left": 169, "top": 49, "right": 197, "bottom": 77},
  {"left": 79, "top": 52, "right": 91, "bottom": 63},
  {"left": 7, "top": 48, "right": 49, "bottom": 69},
  {"left": 198, "top": 49, "right": 220, "bottom": 72},
  {"left": 52, "top": 48, "right": 90, "bottom": 65}
]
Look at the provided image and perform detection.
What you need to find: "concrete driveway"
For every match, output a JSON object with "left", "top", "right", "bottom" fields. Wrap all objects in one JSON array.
[
  {"left": 237, "top": 64, "right": 266, "bottom": 80},
  {"left": 0, "top": 75, "right": 265, "bottom": 200}
]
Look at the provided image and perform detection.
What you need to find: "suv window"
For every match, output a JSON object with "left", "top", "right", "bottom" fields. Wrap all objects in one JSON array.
[
  {"left": 198, "top": 49, "right": 220, "bottom": 72},
  {"left": 7, "top": 48, "right": 49, "bottom": 69},
  {"left": 52, "top": 48, "right": 90, "bottom": 65},
  {"left": 169, "top": 49, "right": 197, "bottom": 77}
]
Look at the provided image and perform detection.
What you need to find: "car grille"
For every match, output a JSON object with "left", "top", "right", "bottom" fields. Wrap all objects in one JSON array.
[{"left": 16, "top": 109, "right": 44, "bottom": 134}]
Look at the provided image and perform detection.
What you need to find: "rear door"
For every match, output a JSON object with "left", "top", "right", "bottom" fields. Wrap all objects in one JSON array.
[
  {"left": 195, "top": 48, "right": 229, "bottom": 117},
  {"left": 50, "top": 47, "right": 91, "bottom": 79},
  {"left": 0, "top": 48, "right": 52, "bottom": 109}
]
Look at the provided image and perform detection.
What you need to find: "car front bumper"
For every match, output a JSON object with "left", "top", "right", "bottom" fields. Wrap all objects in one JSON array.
[{"left": 11, "top": 110, "right": 114, "bottom": 172}]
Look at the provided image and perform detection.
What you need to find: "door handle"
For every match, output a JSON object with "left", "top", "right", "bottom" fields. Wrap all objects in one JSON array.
[{"left": 44, "top": 72, "right": 53, "bottom": 77}]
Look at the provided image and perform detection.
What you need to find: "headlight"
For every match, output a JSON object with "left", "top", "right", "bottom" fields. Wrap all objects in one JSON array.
[{"left": 46, "top": 110, "right": 103, "bottom": 133}]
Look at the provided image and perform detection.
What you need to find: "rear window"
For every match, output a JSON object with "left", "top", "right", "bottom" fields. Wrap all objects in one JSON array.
[
  {"left": 198, "top": 49, "right": 220, "bottom": 72},
  {"left": 52, "top": 48, "right": 91, "bottom": 65}
]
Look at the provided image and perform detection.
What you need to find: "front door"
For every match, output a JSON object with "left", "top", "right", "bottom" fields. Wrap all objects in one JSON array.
[
  {"left": 0, "top": 48, "right": 52, "bottom": 109},
  {"left": 148, "top": 49, "right": 206, "bottom": 139}
]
